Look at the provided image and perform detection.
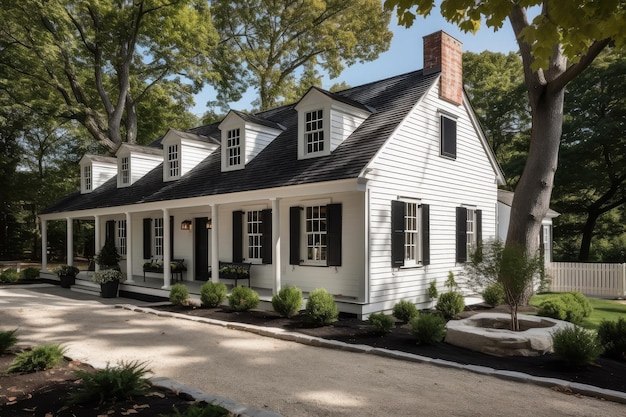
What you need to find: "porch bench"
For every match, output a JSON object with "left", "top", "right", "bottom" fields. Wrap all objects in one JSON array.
[
  {"left": 218, "top": 261, "right": 252, "bottom": 287},
  {"left": 142, "top": 258, "right": 187, "bottom": 282}
]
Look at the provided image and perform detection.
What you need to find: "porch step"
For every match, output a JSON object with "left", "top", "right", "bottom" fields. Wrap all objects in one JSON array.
[{"left": 71, "top": 279, "right": 101, "bottom": 297}]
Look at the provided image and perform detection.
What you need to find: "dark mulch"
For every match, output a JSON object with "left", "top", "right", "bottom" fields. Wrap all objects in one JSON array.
[{"left": 153, "top": 303, "right": 626, "bottom": 395}]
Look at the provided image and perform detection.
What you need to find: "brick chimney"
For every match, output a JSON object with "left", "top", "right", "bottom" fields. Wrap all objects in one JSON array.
[{"left": 423, "top": 31, "right": 463, "bottom": 106}]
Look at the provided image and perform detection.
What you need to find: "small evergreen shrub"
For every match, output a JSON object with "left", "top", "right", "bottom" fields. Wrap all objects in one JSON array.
[
  {"left": 538, "top": 293, "right": 592, "bottom": 324},
  {"left": 21, "top": 267, "right": 40, "bottom": 280},
  {"left": 560, "top": 293, "right": 585, "bottom": 324},
  {"left": 304, "top": 288, "right": 339, "bottom": 326},
  {"left": 428, "top": 280, "right": 438, "bottom": 300},
  {"left": 567, "top": 292, "right": 593, "bottom": 317},
  {"left": 166, "top": 403, "right": 231, "bottom": 417},
  {"left": 392, "top": 300, "right": 418, "bottom": 323},
  {"left": 368, "top": 313, "right": 395, "bottom": 334},
  {"left": 597, "top": 317, "right": 626, "bottom": 361},
  {"left": 0, "top": 329, "right": 18, "bottom": 353},
  {"left": 271, "top": 286, "right": 303, "bottom": 317},
  {"left": 410, "top": 314, "right": 446, "bottom": 345},
  {"left": 7, "top": 344, "right": 66, "bottom": 373},
  {"left": 169, "top": 283, "right": 190, "bottom": 306},
  {"left": 552, "top": 326, "right": 604, "bottom": 367},
  {"left": 228, "top": 286, "right": 260, "bottom": 311},
  {"left": 537, "top": 298, "right": 567, "bottom": 320},
  {"left": 0, "top": 268, "right": 20, "bottom": 283},
  {"left": 68, "top": 360, "right": 152, "bottom": 405},
  {"left": 435, "top": 291, "right": 465, "bottom": 320},
  {"left": 200, "top": 281, "right": 227, "bottom": 308},
  {"left": 482, "top": 282, "right": 505, "bottom": 307}
]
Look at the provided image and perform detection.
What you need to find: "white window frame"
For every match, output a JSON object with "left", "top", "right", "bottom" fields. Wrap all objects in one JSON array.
[
  {"left": 168, "top": 144, "right": 180, "bottom": 178},
  {"left": 302, "top": 200, "right": 329, "bottom": 265},
  {"left": 227, "top": 128, "right": 242, "bottom": 168},
  {"left": 403, "top": 201, "right": 421, "bottom": 266},
  {"left": 116, "top": 220, "right": 127, "bottom": 256},
  {"left": 466, "top": 208, "right": 477, "bottom": 256},
  {"left": 245, "top": 208, "right": 264, "bottom": 263},
  {"left": 305, "top": 109, "right": 324, "bottom": 155},
  {"left": 83, "top": 165, "right": 92, "bottom": 192},
  {"left": 120, "top": 156, "right": 130, "bottom": 185},
  {"left": 154, "top": 217, "right": 164, "bottom": 257}
]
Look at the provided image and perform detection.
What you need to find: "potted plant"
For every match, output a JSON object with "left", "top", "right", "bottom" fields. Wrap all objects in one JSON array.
[
  {"left": 95, "top": 239, "right": 121, "bottom": 271},
  {"left": 55, "top": 265, "right": 80, "bottom": 288},
  {"left": 92, "top": 269, "right": 122, "bottom": 298}
]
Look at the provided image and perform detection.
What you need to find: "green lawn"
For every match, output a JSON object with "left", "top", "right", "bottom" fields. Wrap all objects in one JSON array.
[{"left": 530, "top": 292, "right": 626, "bottom": 330}]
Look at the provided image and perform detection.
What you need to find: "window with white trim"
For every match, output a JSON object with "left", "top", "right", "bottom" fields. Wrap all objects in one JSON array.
[
  {"left": 466, "top": 208, "right": 477, "bottom": 255},
  {"left": 117, "top": 220, "right": 127, "bottom": 256},
  {"left": 305, "top": 109, "right": 324, "bottom": 154},
  {"left": 246, "top": 210, "right": 262, "bottom": 261},
  {"left": 227, "top": 128, "right": 241, "bottom": 167},
  {"left": 168, "top": 144, "right": 179, "bottom": 178},
  {"left": 305, "top": 205, "right": 327, "bottom": 263},
  {"left": 83, "top": 165, "right": 92, "bottom": 191},
  {"left": 120, "top": 156, "right": 130, "bottom": 185},
  {"left": 404, "top": 202, "right": 421, "bottom": 264},
  {"left": 154, "top": 218, "right": 164, "bottom": 257}
]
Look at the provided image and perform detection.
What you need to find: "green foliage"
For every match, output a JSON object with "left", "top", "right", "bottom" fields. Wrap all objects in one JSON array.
[
  {"left": 552, "top": 326, "right": 604, "bottom": 368},
  {"left": 537, "top": 292, "right": 592, "bottom": 324},
  {"left": 200, "top": 282, "right": 227, "bottom": 308},
  {"left": 597, "top": 317, "right": 626, "bottom": 361},
  {"left": 410, "top": 314, "right": 446, "bottom": 345},
  {"left": 228, "top": 286, "right": 260, "bottom": 312},
  {"left": 68, "top": 360, "right": 152, "bottom": 405},
  {"left": 392, "top": 300, "right": 418, "bottom": 323},
  {"left": 304, "top": 288, "right": 339, "bottom": 326},
  {"left": 444, "top": 271, "right": 458, "bottom": 290},
  {"left": 21, "top": 267, "right": 40, "bottom": 280},
  {"left": 435, "top": 292, "right": 465, "bottom": 320},
  {"left": 538, "top": 298, "right": 568, "bottom": 321},
  {"left": 165, "top": 403, "right": 232, "bottom": 417},
  {"left": 428, "top": 280, "right": 438, "bottom": 300},
  {"left": 8, "top": 344, "right": 66, "bottom": 373},
  {"left": 169, "top": 284, "right": 190, "bottom": 306},
  {"left": 271, "top": 286, "right": 303, "bottom": 318},
  {"left": 482, "top": 282, "right": 505, "bottom": 307},
  {"left": 91, "top": 269, "right": 122, "bottom": 284},
  {"left": 0, "top": 268, "right": 20, "bottom": 283},
  {"left": 566, "top": 292, "right": 593, "bottom": 318},
  {"left": 0, "top": 329, "right": 18, "bottom": 354},
  {"left": 531, "top": 294, "right": 626, "bottom": 330},
  {"left": 95, "top": 240, "right": 121, "bottom": 269},
  {"left": 368, "top": 313, "right": 395, "bottom": 334}
]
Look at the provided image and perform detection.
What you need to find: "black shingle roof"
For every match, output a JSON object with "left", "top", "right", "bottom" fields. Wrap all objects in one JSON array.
[{"left": 42, "top": 69, "right": 438, "bottom": 214}]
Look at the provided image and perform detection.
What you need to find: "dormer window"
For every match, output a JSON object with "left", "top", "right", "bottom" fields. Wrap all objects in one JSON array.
[
  {"left": 83, "top": 165, "right": 92, "bottom": 192},
  {"left": 227, "top": 128, "right": 242, "bottom": 167},
  {"left": 120, "top": 156, "right": 130, "bottom": 185},
  {"left": 167, "top": 144, "right": 180, "bottom": 178},
  {"left": 305, "top": 109, "right": 324, "bottom": 154}
]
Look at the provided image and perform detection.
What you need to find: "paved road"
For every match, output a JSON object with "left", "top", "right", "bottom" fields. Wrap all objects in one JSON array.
[{"left": 1, "top": 285, "right": 623, "bottom": 417}]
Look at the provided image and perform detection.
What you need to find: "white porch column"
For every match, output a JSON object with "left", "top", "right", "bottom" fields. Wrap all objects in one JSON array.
[
  {"left": 125, "top": 212, "right": 134, "bottom": 283},
  {"left": 94, "top": 215, "right": 101, "bottom": 272},
  {"left": 210, "top": 204, "right": 219, "bottom": 283},
  {"left": 41, "top": 219, "right": 48, "bottom": 272},
  {"left": 271, "top": 198, "right": 281, "bottom": 294},
  {"left": 162, "top": 209, "right": 171, "bottom": 289},
  {"left": 66, "top": 217, "right": 73, "bottom": 266}
]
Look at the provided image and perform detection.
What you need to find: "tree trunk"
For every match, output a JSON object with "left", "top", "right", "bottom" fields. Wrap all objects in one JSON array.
[{"left": 579, "top": 208, "right": 600, "bottom": 261}]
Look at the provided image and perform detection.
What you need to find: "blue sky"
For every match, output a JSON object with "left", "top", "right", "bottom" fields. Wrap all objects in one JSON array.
[{"left": 191, "top": 14, "right": 520, "bottom": 116}]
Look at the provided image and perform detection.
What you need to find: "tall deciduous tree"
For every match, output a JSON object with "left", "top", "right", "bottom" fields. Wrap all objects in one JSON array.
[
  {"left": 0, "top": 0, "right": 229, "bottom": 152},
  {"left": 212, "top": 0, "right": 393, "bottom": 110},
  {"left": 384, "top": 0, "right": 625, "bottom": 258}
]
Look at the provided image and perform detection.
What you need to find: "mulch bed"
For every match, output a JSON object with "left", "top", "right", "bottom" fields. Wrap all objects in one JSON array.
[{"left": 152, "top": 303, "right": 626, "bottom": 395}]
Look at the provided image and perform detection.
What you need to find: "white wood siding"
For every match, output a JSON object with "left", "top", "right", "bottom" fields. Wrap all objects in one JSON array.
[
  {"left": 91, "top": 162, "right": 117, "bottom": 190},
  {"left": 364, "top": 83, "right": 498, "bottom": 314},
  {"left": 244, "top": 124, "right": 281, "bottom": 164},
  {"left": 130, "top": 153, "right": 162, "bottom": 185},
  {"left": 180, "top": 139, "right": 216, "bottom": 177},
  {"left": 329, "top": 104, "right": 370, "bottom": 152}
]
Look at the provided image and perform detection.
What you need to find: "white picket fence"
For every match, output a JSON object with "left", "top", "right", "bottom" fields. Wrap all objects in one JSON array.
[{"left": 546, "top": 262, "right": 626, "bottom": 297}]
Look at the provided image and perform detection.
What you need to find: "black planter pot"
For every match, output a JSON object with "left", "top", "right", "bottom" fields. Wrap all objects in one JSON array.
[
  {"left": 59, "top": 275, "right": 76, "bottom": 288},
  {"left": 100, "top": 280, "right": 120, "bottom": 298}
]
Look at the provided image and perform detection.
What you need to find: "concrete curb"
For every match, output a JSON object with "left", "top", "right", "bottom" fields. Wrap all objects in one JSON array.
[{"left": 118, "top": 304, "right": 626, "bottom": 406}]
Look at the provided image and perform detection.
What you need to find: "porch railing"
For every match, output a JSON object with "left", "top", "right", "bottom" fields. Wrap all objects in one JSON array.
[{"left": 546, "top": 262, "right": 626, "bottom": 297}]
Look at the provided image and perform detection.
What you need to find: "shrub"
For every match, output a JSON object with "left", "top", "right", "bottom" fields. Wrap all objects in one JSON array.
[
  {"left": 560, "top": 293, "right": 585, "bottom": 324},
  {"left": 271, "top": 286, "right": 303, "bottom": 317},
  {"left": 368, "top": 313, "right": 395, "bottom": 334},
  {"left": 228, "top": 286, "right": 260, "bottom": 311},
  {"left": 482, "top": 282, "right": 505, "bottom": 307},
  {"left": 68, "top": 360, "right": 152, "bottom": 405},
  {"left": 597, "top": 317, "right": 626, "bottom": 361},
  {"left": 200, "top": 281, "right": 227, "bottom": 308},
  {"left": 538, "top": 298, "right": 567, "bottom": 321},
  {"left": 410, "top": 314, "right": 446, "bottom": 345},
  {"left": 0, "top": 329, "right": 18, "bottom": 353},
  {"left": 428, "top": 280, "right": 438, "bottom": 300},
  {"left": 537, "top": 293, "right": 592, "bottom": 324},
  {"left": 435, "top": 291, "right": 465, "bottom": 320},
  {"left": 166, "top": 403, "right": 231, "bottom": 417},
  {"left": 7, "top": 344, "right": 66, "bottom": 373},
  {"left": 21, "top": 267, "right": 40, "bottom": 280},
  {"left": 392, "top": 300, "right": 418, "bottom": 323},
  {"left": 552, "top": 326, "right": 604, "bottom": 367},
  {"left": 568, "top": 292, "right": 593, "bottom": 317},
  {"left": 0, "top": 268, "right": 20, "bottom": 283},
  {"left": 304, "top": 288, "right": 339, "bottom": 326},
  {"left": 91, "top": 268, "right": 122, "bottom": 284},
  {"left": 169, "top": 284, "right": 190, "bottom": 306}
]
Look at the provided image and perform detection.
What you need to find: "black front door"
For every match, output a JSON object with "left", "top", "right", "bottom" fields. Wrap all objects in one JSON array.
[{"left": 194, "top": 217, "right": 209, "bottom": 280}]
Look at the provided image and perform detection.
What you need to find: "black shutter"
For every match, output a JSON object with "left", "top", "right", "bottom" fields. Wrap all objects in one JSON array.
[
  {"left": 327, "top": 204, "right": 342, "bottom": 266},
  {"left": 441, "top": 116, "right": 457, "bottom": 158},
  {"left": 421, "top": 204, "right": 430, "bottom": 266},
  {"left": 170, "top": 216, "right": 174, "bottom": 259},
  {"left": 143, "top": 218, "right": 152, "bottom": 259},
  {"left": 391, "top": 200, "right": 405, "bottom": 267},
  {"left": 475, "top": 209, "right": 483, "bottom": 259},
  {"left": 289, "top": 206, "right": 301, "bottom": 265},
  {"left": 261, "top": 209, "right": 272, "bottom": 264},
  {"left": 105, "top": 220, "right": 115, "bottom": 245},
  {"left": 232, "top": 210, "right": 243, "bottom": 263},
  {"left": 456, "top": 207, "right": 467, "bottom": 263}
]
